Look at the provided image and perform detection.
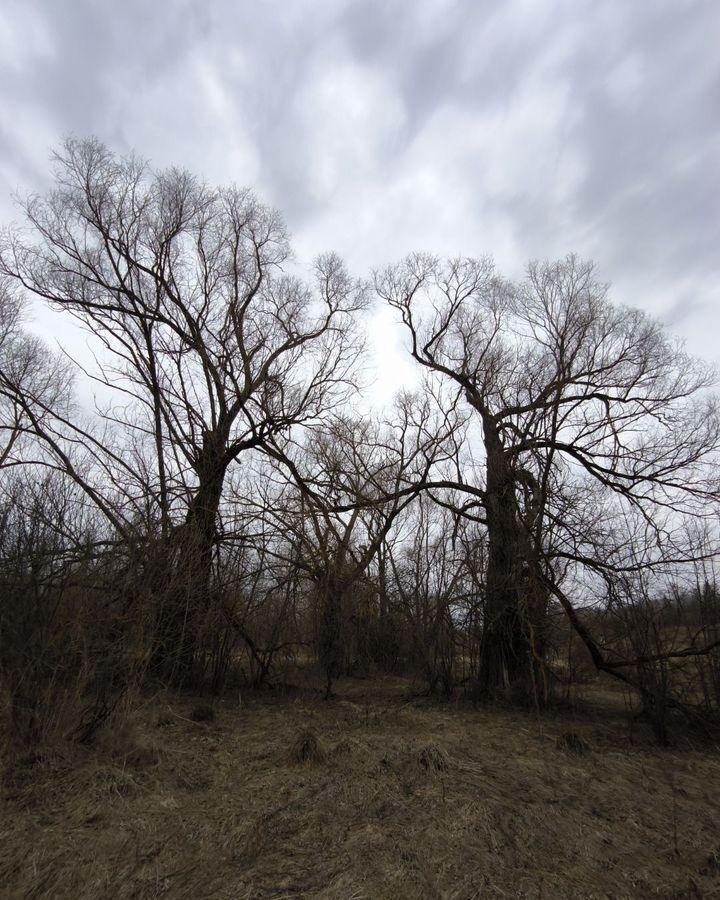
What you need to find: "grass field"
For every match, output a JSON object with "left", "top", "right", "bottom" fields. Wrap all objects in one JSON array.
[{"left": 2, "top": 676, "right": 719, "bottom": 899}]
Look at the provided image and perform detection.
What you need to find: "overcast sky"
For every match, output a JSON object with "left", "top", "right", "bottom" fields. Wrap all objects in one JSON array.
[{"left": 1, "top": 0, "right": 718, "bottom": 402}]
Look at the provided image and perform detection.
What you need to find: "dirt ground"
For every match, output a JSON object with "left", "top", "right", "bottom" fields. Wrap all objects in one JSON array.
[{"left": 2, "top": 676, "right": 720, "bottom": 900}]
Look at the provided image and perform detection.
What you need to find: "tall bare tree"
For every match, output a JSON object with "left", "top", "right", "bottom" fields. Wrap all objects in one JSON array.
[
  {"left": 0, "top": 138, "right": 365, "bottom": 680},
  {"left": 378, "top": 253, "right": 720, "bottom": 699}
]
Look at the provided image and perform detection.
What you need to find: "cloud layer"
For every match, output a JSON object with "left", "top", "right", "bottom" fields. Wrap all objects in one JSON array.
[{"left": 2, "top": 0, "right": 718, "bottom": 399}]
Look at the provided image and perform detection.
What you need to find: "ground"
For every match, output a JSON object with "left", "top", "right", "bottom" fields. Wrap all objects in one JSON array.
[{"left": 2, "top": 676, "right": 719, "bottom": 899}]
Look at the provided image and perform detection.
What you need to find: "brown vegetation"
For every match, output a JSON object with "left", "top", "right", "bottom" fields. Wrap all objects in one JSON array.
[{"left": 2, "top": 676, "right": 720, "bottom": 899}]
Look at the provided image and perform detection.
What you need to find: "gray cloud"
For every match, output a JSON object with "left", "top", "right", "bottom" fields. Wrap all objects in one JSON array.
[{"left": 1, "top": 0, "right": 718, "bottom": 384}]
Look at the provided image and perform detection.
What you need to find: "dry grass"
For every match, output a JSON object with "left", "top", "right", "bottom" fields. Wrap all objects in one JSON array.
[
  {"left": 289, "top": 729, "right": 326, "bottom": 766},
  {"left": 1, "top": 675, "right": 720, "bottom": 899}
]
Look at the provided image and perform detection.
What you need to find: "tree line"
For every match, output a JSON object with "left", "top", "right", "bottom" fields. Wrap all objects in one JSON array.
[{"left": 1, "top": 138, "right": 719, "bottom": 748}]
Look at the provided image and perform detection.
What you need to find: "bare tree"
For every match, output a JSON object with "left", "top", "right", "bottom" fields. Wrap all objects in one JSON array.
[
  {"left": 378, "top": 253, "right": 720, "bottom": 700},
  {"left": 240, "top": 394, "right": 457, "bottom": 696},
  {"left": 0, "top": 138, "right": 366, "bottom": 682},
  {"left": 385, "top": 493, "right": 467, "bottom": 694},
  {"left": 0, "top": 279, "right": 71, "bottom": 470}
]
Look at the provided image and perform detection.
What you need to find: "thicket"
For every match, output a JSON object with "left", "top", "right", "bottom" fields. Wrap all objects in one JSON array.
[{"left": 1, "top": 138, "right": 719, "bottom": 755}]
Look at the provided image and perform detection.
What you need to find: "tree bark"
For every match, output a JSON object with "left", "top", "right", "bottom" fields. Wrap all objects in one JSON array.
[
  {"left": 317, "top": 569, "right": 346, "bottom": 699},
  {"left": 151, "top": 432, "right": 228, "bottom": 685},
  {"left": 476, "top": 417, "right": 535, "bottom": 698}
]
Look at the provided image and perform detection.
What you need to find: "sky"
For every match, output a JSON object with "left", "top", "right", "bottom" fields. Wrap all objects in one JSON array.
[{"left": 1, "top": 0, "right": 718, "bottom": 404}]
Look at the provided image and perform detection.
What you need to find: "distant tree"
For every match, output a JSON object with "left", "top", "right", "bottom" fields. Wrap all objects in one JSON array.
[
  {"left": 243, "top": 395, "right": 455, "bottom": 697},
  {"left": 0, "top": 279, "right": 71, "bottom": 469},
  {"left": 385, "top": 492, "right": 468, "bottom": 694},
  {"left": 378, "top": 254, "right": 720, "bottom": 700}
]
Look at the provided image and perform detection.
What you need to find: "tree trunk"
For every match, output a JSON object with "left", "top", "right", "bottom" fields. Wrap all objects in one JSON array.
[
  {"left": 151, "top": 432, "right": 227, "bottom": 685},
  {"left": 476, "top": 417, "right": 534, "bottom": 699},
  {"left": 317, "top": 569, "right": 346, "bottom": 699}
]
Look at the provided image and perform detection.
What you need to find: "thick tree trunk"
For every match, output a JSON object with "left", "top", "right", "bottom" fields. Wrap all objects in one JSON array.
[
  {"left": 476, "top": 418, "right": 537, "bottom": 699},
  {"left": 316, "top": 569, "right": 346, "bottom": 699},
  {"left": 151, "top": 433, "right": 227, "bottom": 685}
]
